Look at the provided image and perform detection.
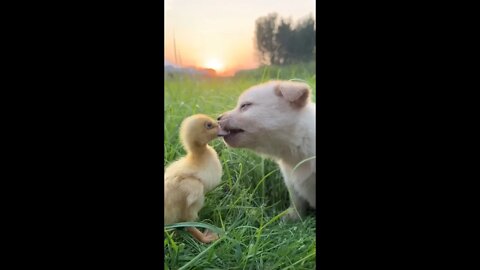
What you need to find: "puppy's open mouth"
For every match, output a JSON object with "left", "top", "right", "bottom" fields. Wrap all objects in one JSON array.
[{"left": 218, "top": 127, "right": 244, "bottom": 137}]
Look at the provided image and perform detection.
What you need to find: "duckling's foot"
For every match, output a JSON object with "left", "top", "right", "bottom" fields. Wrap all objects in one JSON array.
[
  {"left": 186, "top": 227, "right": 219, "bottom": 243},
  {"left": 202, "top": 230, "right": 219, "bottom": 243}
]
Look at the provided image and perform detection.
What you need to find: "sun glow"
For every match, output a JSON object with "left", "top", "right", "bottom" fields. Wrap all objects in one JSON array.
[
  {"left": 165, "top": 0, "right": 314, "bottom": 76},
  {"left": 203, "top": 58, "right": 224, "bottom": 72}
]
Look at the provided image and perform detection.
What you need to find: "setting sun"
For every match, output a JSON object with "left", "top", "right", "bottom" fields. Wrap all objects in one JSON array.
[{"left": 203, "top": 58, "right": 224, "bottom": 72}]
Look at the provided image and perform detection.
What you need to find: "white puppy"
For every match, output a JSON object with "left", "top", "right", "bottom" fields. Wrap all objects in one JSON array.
[{"left": 218, "top": 80, "right": 315, "bottom": 220}]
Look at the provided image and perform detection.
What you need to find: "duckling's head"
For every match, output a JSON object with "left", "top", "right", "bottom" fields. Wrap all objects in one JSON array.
[{"left": 180, "top": 114, "right": 220, "bottom": 148}]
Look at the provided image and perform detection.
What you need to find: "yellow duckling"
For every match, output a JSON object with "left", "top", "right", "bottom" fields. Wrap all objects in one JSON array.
[{"left": 164, "top": 114, "right": 226, "bottom": 243}]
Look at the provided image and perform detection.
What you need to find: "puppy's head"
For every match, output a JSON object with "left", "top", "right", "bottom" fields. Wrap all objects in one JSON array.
[
  {"left": 218, "top": 80, "right": 312, "bottom": 148},
  {"left": 180, "top": 114, "right": 220, "bottom": 147}
]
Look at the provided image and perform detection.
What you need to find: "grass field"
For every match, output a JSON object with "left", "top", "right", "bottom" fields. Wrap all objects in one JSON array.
[{"left": 164, "top": 62, "right": 316, "bottom": 270}]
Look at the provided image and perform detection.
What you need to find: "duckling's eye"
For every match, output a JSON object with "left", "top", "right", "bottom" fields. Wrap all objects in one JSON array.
[
  {"left": 240, "top": 102, "right": 252, "bottom": 111},
  {"left": 205, "top": 122, "right": 213, "bottom": 129}
]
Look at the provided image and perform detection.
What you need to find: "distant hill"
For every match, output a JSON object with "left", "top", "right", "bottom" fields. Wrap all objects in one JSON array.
[
  {"left": 164, "top": 60, "right": 178, "bottom": 68},
  {"left": 164, "top": 60, "right": 216, "bottom": 77}
]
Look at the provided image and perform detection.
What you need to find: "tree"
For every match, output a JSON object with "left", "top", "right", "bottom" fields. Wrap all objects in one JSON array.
[
  {"left": 293, "top": 16, "right": 316, "bottom": 63},
  {"left": 254, "top": 14, "right": 315, "bottom": 65},
  {"left": 275, "top": 17, "right": 294, "bottom": 65},
  {"left": 254, "top": 13, "right": 279, "bottom": 65}
]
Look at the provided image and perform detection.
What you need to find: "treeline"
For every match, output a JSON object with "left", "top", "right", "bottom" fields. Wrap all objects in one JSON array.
[{"left": 255, "top": 13, "right": 315, "bottom": 65}]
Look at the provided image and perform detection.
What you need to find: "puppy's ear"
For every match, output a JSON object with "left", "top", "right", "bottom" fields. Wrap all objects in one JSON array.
[{"left": 274, "top": 81, "right": 311, "bottom": 108}]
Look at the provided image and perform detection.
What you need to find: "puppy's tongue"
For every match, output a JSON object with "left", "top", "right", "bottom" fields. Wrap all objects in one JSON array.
[{"left": 217, "top": 126, "right": 230, "bottom": 137}]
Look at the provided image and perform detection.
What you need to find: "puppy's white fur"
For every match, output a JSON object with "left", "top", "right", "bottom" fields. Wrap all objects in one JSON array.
[{"left": 219, "top": 80, "right": 315, "bottom": 220}]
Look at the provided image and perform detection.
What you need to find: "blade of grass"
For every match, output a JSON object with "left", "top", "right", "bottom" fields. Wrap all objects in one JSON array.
[
  {"left": 178, "top": 237, "right": 224, "bottom": 270},
  {"left": 251, "top": 168, "right": 279, "bottom": 195},
  {"left": 281, "top": 249, "right": 316, "bottom": 270},
  {"left": 164, "top": 221, "right": 224, "bottom": 234}
]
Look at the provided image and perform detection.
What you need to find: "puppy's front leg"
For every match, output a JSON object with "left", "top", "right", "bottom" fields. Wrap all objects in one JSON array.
[
  {"left": 279, "top": 164, "right": 308, "bottom": 221},
  {"left": 283, "top": 188, "right": 308, "bottom": 222}
]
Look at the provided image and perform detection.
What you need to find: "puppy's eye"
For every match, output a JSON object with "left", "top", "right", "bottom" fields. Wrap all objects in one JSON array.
[
  {"left": 204, "top": 122, "right": 214, "bottom": 129},
  {"left": 240, "top": 102, "right": 252, "bottom": 111}
]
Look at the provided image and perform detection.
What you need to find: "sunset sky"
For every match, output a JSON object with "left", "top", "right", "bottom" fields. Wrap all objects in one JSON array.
[{"left": 164, "top": 0, "right": 315, "bottom": 76}]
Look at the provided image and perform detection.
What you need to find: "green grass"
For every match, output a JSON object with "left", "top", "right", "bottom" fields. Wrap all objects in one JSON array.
[{"left": 164, "top": 62, "right": 316, "bottom": 270}]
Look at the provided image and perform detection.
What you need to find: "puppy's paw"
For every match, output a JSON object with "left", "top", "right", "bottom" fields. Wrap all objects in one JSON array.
[{"left": 282, "top": 207, "right": 303, "bottom": 222}]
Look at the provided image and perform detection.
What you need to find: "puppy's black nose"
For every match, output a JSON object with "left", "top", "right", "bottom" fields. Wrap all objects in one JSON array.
[{"left": 217, "top": 114, "right": 223, "bottom": 121}]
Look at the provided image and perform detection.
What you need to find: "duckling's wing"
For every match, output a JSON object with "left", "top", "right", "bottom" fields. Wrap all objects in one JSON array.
[
  {"left": 179, "top": 177, "right": 204, "bottom": 208},
  {"left": 173, "top": 176, "right": 205, "bottom": 221}
]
